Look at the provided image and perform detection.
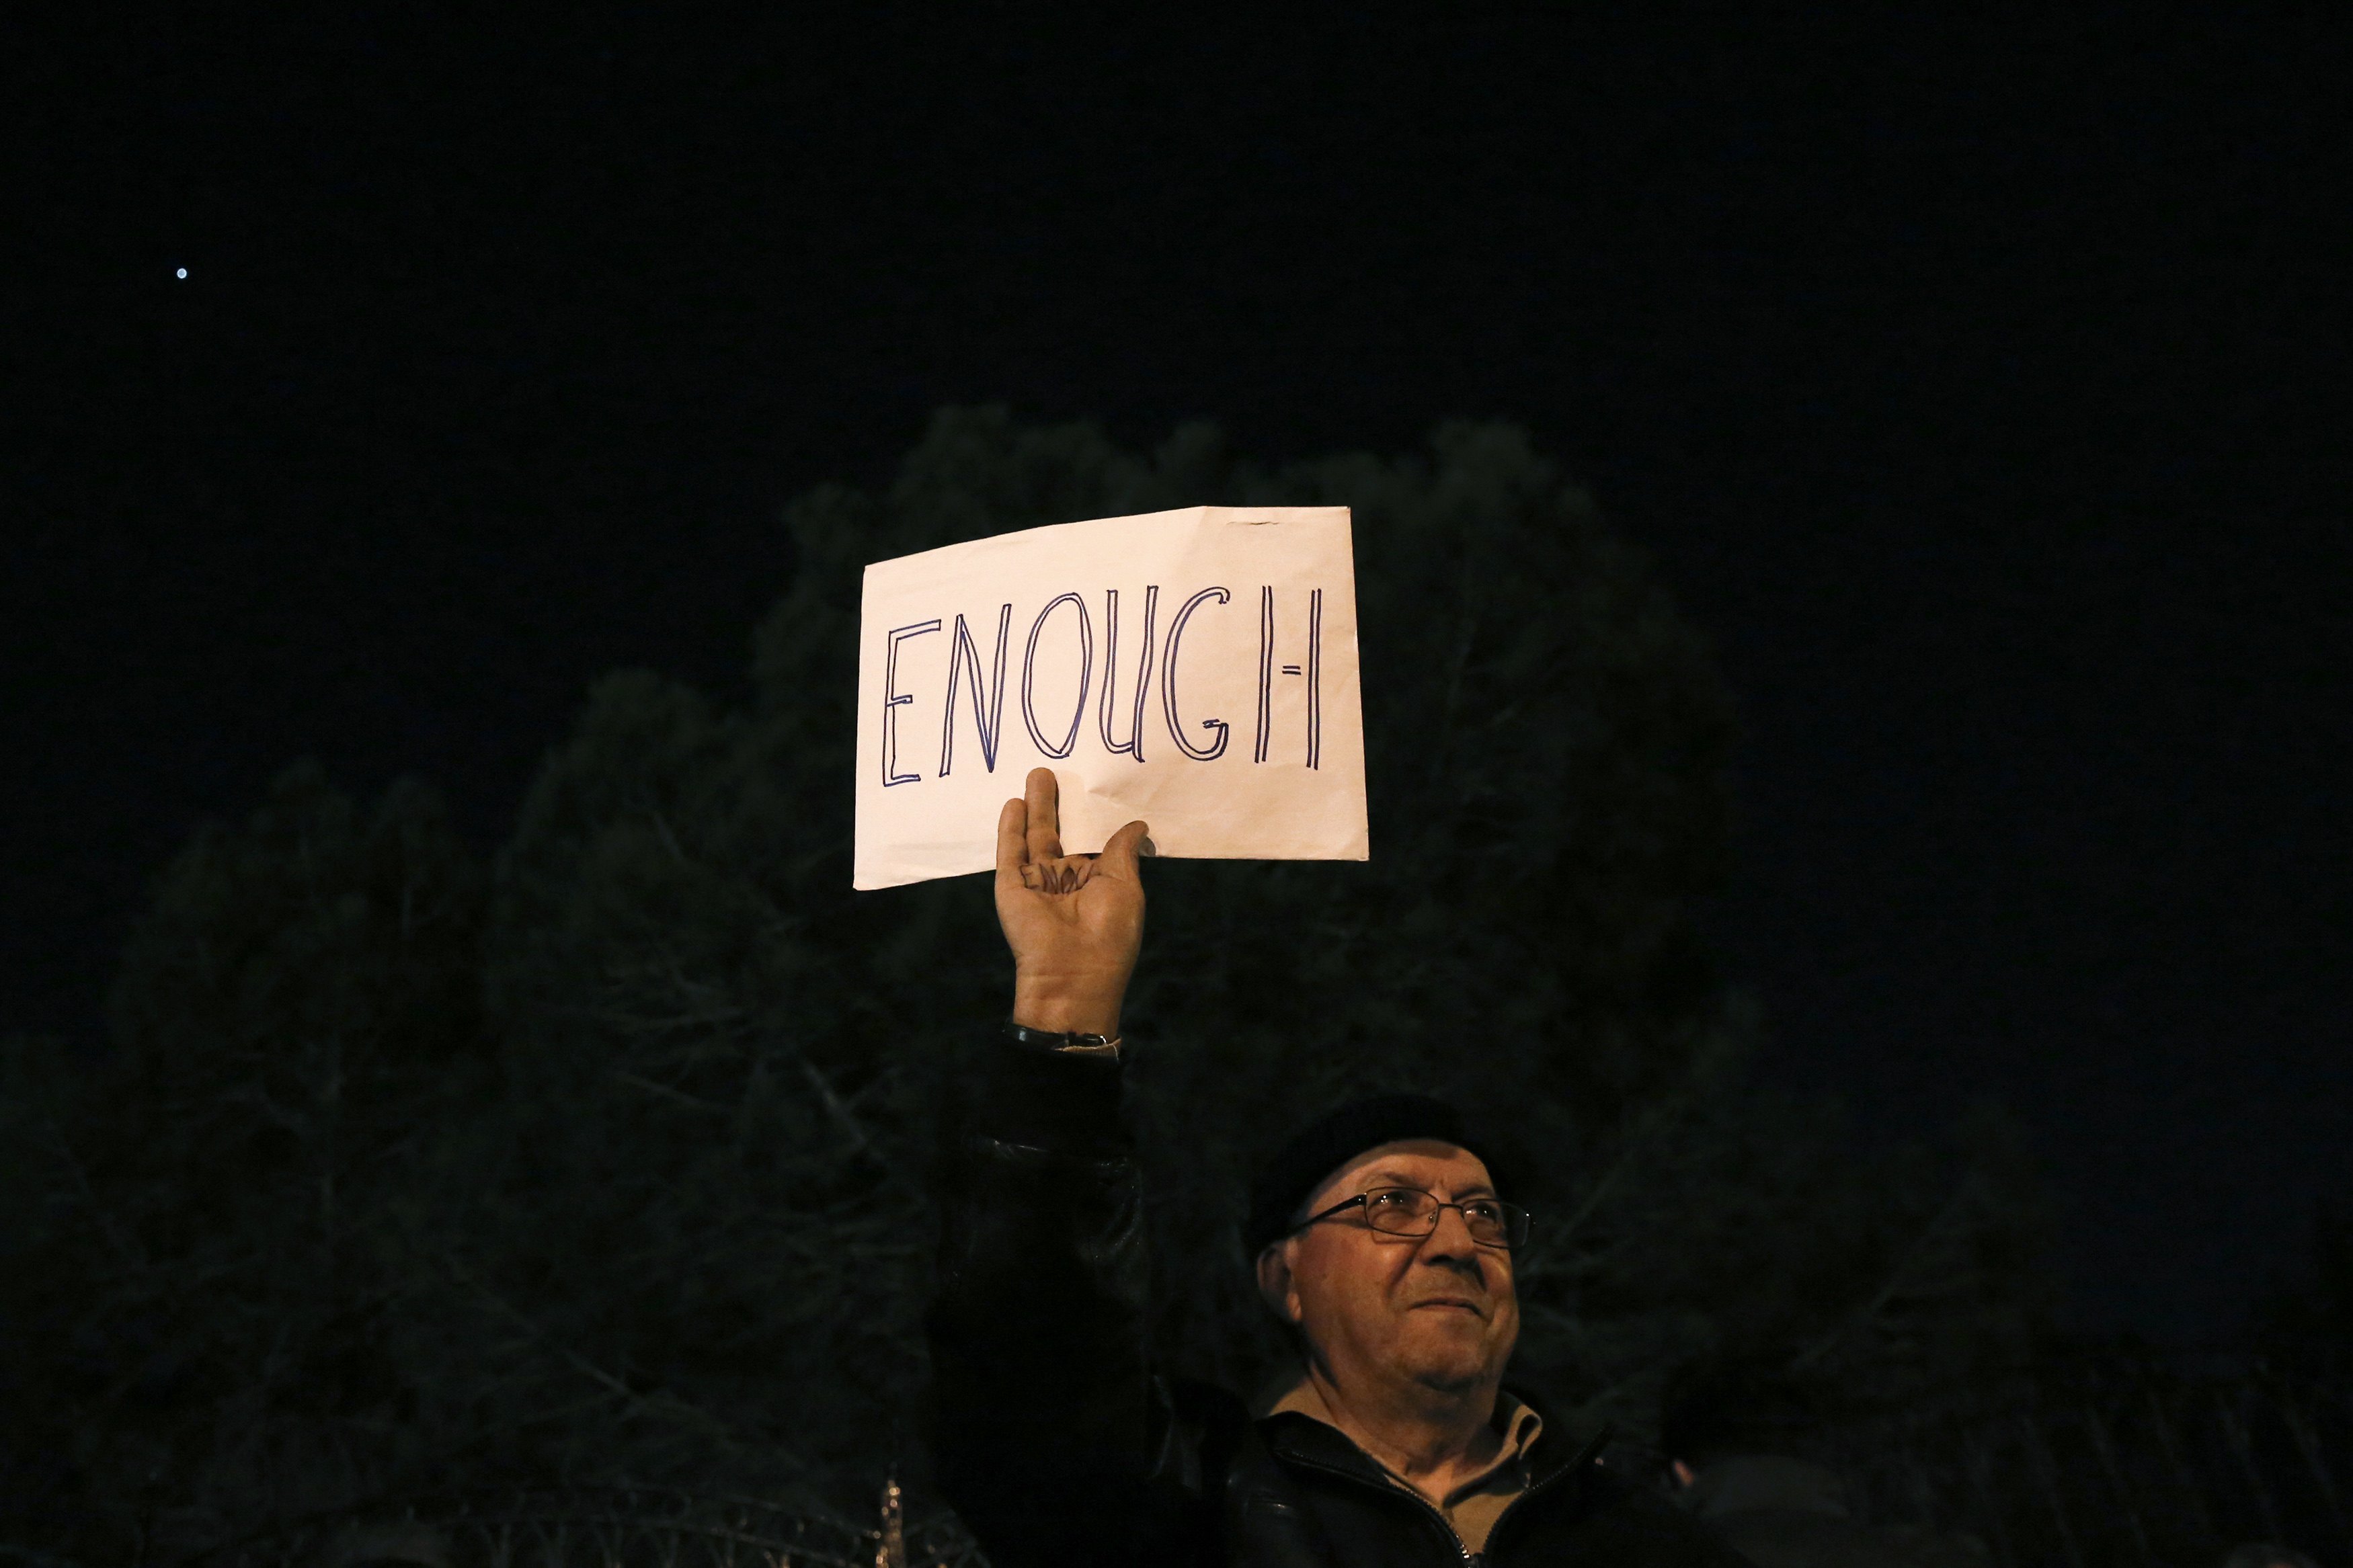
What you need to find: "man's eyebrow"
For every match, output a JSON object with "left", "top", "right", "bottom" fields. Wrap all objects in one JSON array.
[{"left": 1361, "top": 1169, "right": 1499, "bottom": 1199}]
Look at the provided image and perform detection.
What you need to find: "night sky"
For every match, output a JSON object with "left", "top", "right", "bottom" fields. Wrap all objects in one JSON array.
[{"left": 8, "top": 14, "right": 2346, "bottom": 1342}]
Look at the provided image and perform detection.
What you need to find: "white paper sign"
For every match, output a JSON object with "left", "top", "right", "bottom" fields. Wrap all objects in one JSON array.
[{"left": 853, "top": 505, "right": 1368, "bottom": 889}]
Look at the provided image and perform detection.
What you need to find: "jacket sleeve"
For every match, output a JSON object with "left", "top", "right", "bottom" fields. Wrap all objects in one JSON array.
[{"left": 925, "top": 1037, "right": 1218, "bottom": 1567}]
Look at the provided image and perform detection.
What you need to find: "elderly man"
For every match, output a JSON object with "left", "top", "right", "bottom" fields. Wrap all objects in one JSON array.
[{"left": 928, "top": 770, "right": 1745, "bottom": 1567}]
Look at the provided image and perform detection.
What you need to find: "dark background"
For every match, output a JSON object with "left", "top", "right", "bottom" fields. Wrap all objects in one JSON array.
[{"left": 7, "top": 13, "right": 2346, "bottom": 1341}]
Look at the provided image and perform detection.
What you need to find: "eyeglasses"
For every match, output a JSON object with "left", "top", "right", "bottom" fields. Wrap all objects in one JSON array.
[{"left": 1293, "top": 1186, "right": 1531, "bottom": 1251}]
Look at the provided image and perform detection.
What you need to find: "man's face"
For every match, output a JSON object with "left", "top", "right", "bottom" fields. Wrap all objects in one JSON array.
[{"left": 1261, "top": 1138, "right": 1519, "bottom": 1405}]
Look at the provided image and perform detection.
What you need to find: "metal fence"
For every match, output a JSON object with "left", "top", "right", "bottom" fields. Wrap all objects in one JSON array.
[{"left": 186, "top": 1479, "right": 984, "bottom": 1568}]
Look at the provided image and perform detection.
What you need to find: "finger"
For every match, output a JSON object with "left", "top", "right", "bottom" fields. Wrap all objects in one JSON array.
[
  {"left": 1094, "top": 819, "right": 1151, "bottom": 884},
  {"left": 995, "top": 796, "right": 1029, "bottom": 892},
  {"left": 1025, "top": 767, "right": 1064, "bottom": 863}
]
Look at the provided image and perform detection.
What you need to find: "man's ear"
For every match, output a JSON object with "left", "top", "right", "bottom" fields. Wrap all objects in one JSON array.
[{"left": 1254, "top": 1241, "right": 1302, "bottom": 1325}]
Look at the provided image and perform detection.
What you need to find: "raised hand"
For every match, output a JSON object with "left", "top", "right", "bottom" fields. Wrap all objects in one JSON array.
[{"left": 995, "top": 767, "right": 1149, "bottom": 1037}]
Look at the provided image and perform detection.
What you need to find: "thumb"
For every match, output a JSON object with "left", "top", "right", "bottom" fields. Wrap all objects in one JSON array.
[{"left": 1095, "top": 819, "right": 1152, "bottom": 883}]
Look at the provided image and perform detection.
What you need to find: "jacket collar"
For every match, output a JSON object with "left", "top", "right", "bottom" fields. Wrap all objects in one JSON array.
[
  {"left": 1513, "top": 1387, "right": 1613, "bottom": 1489},
  {"left": 1256, "top": 1383, "right": 1609, "bottom": 1493}
]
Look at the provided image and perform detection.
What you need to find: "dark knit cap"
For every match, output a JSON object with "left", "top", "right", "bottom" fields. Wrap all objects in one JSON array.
[{"left": 1242, "top": 1091, "right": 1498, "bottom": 1257}]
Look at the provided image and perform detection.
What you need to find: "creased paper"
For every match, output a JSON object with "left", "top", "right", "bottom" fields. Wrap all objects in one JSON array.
[{"left": 853, "top": 505, "right": 1368, "bottom": 889}]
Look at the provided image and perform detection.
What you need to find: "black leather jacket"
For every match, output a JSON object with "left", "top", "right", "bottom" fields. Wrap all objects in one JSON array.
[{"left": 926, "top": 1038, "right": 1752, "bottom": 1568}]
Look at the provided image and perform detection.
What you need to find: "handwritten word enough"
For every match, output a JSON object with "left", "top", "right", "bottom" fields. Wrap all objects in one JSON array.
[{"left": 880, "top": 585, "right": 1326, "bottom": 786}]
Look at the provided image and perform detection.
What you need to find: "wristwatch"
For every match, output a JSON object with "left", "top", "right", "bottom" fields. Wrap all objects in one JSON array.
[{"left": 1003, "top": 1020, "right": 1123, "bottom": 1061}]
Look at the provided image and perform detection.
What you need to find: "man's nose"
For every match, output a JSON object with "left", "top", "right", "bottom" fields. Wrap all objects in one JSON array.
[{"left": 1419, "top": 1203, "right": 1484, "bottom": 1262}]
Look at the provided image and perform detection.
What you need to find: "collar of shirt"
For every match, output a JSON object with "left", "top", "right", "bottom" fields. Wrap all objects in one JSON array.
[{"left": 1261, "top": 1370, "right": 1544, "bottom": 1513}]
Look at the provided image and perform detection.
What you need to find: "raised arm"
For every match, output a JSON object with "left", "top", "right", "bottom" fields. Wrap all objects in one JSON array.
[{"left": 928, "top": 771, "right": 1191, "bottom": 1567}]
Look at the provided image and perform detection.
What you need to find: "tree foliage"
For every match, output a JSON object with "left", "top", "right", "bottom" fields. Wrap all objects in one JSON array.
[
  {"left": 0, "top": 409, "right": 2057, "bottom": 1561},
  {"left": 1, "top": 765, "right": 487, "bottom": 1555}
]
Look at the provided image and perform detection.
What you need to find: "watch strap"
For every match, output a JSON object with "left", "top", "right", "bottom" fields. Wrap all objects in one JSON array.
[{"left": 1003, "top": 1019, "right": 1123, "bottom": 1061}]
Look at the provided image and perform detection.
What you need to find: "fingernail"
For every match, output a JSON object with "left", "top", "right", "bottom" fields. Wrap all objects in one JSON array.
[{"left": 1140, "top": 837, "right": 1158, "bottom": 857}]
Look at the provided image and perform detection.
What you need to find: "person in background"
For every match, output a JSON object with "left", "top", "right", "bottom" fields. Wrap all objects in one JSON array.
[{"left": 1660, "top": 1361, "right": 1987, "bottom": 1568}]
